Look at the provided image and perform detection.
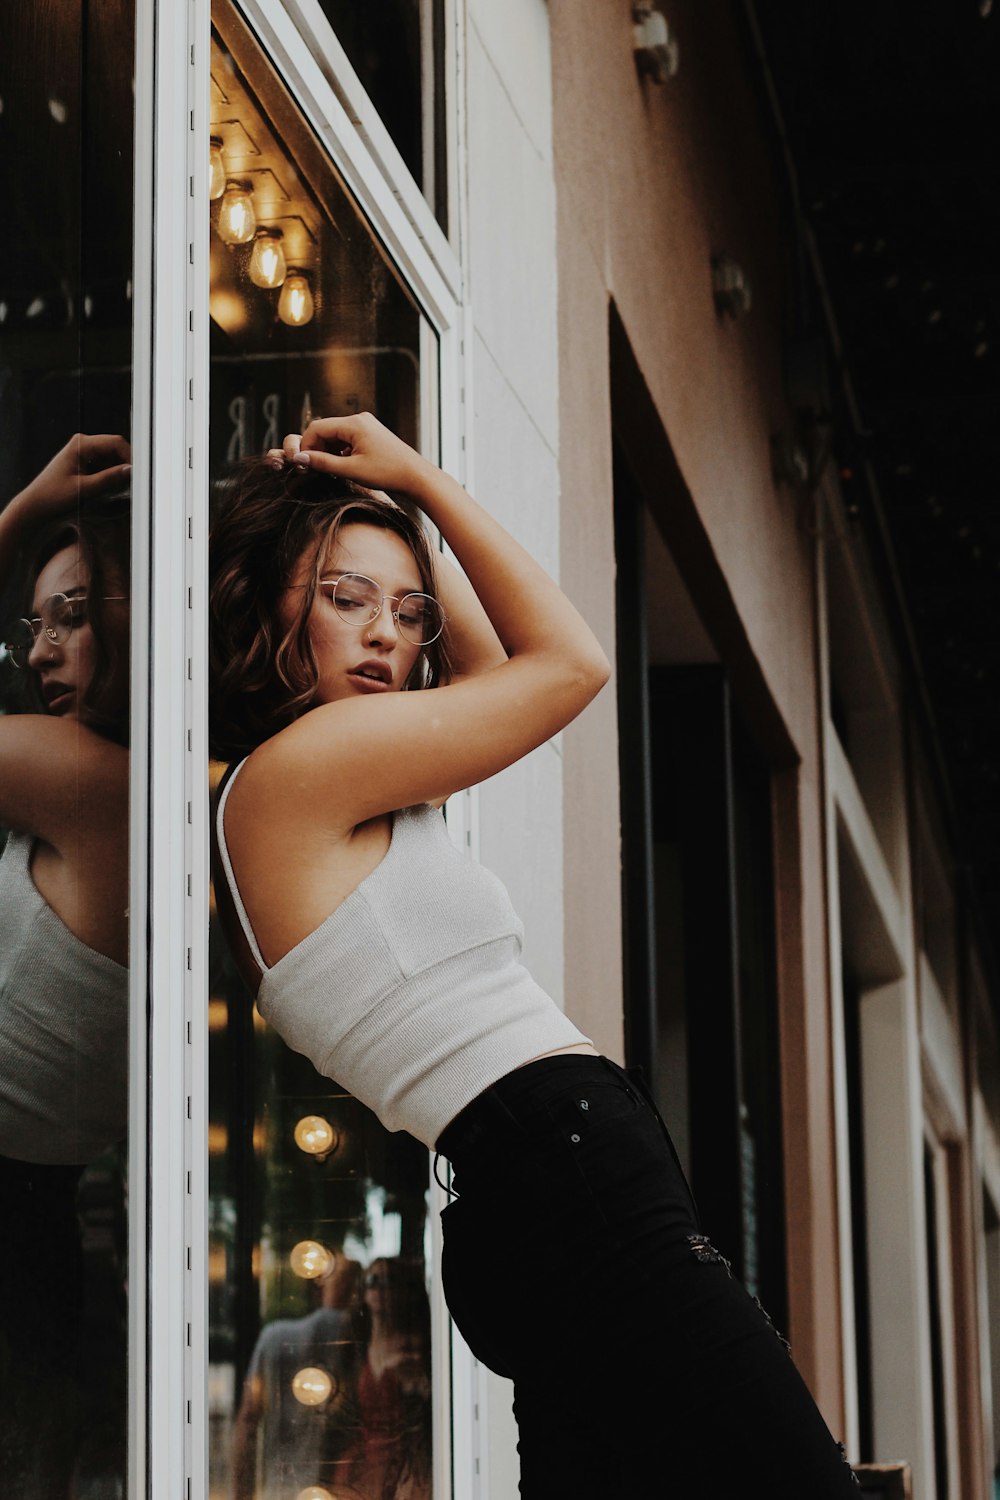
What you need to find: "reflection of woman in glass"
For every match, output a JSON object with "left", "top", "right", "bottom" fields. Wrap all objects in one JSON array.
[
  {"left": 209, "top": 413, "right": 859, "bottom": 1496},
  {"left": 0, "top": 432, "right": 131, "bottom": 1495},
  {"left": 349, "top": 1258, "right": 432, "bottom": 1500}
]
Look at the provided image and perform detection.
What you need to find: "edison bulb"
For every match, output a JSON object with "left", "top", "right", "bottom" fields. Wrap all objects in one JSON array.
[
  {"left": 209, "top": 137, "right": 225, "bottom": 200},
  {"left": 294, "top": 1115, "right": 336, "bottom": 1156},
  {"left": 296, "top": 1487, "right": 336, "bottom": 1500},
  {"left": 290, "top": 1240, "right": 335, "bottom": 1279},
  {"left": 278, "top": 270, "right": 314, "bottom": 327},
  {"left": 291, "top": 1366, "right": 334, "bottom": 1406},
  {"left": 218, "top": 180, "right": 256, "bottom": 245},
  {"left": 249, "top": 228, "right": 287, "bottom": 289}
]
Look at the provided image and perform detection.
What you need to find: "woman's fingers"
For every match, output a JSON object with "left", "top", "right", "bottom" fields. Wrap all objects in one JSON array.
[
  {"left": 295, "top": 413, "right": 430, "bottom": 494},
  {"left": 298, "top": 415, "right": 363, "bottom": 455},
  {"left": 77, "top": 460, "right": 132, "bottom": 498},
  {"left": 74, "top": 435, "right": 131, "bottom": 499},
  {"left": 264, "top": 414, "right": 429, "bottom": 496},
  {"left": 77, "top": 433, "right": 131, "bottom": 471}
]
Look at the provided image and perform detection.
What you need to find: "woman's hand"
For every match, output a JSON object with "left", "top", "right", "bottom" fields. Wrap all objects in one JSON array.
[
  {"left": 10, "top": 433, "right": 132, "bottom": 525},
  {"left": 267, "top": 413, "right": 434, "bottom": 498},
  {"left": 0, "top": 433, "right": 132, "bottom": 577}
]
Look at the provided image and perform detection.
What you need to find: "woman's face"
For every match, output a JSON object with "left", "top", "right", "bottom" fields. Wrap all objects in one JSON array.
[
  {"left": 282, "top": 522, "right": 425, "bottom": 708},
  {"left": 28, "top": 543, "right": 128, "bottom": 725}
]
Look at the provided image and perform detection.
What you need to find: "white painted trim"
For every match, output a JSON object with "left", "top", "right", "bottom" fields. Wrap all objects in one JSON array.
[
  {"left": 450, "top": 1327, "right": 492, "bottom": 1500},
  {"left": 441, "top": 0, "right": 462, "bottom": 252},
  {"left": 187, "top": 2, "right": 213, "bottom": 1494},
  {"left": 128, "top": 0, "right": 154, "bottom": 1489},
  {"left": 143, "top": 0, "right": 207, "bottom": 1495},
  {"left": 438, "top": 3, "right": 488, "bottom": 1469},
  {"left": 428, "top": 1164, "right": 455, "bottom": 1500}
]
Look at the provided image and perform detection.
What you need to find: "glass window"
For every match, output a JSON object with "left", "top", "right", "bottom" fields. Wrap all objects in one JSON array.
[
  {"left": 315, "top": 0, "right": 448, "bottom": 231},
  {"left": 208, "top": 7, "right": 438, "bottom": 1496},
  {"left": 0, "top": 2, "right": 135, "bottom": 1493}
]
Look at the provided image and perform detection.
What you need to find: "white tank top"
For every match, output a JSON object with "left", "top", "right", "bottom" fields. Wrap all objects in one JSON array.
[
  {"left": 215, "top": 762, "right": 591, "bottom": 1148},
  {"left": 0, "top": 832, "right": 128, "bottom": 1164}
]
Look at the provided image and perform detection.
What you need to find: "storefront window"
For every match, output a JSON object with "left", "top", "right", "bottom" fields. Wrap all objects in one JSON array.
[
  {"left": 0, "top": 2, "right": 135, "bottom": 1493},
  {"left": 208, "top": 6, "right": 437, "bottom": 1496}
]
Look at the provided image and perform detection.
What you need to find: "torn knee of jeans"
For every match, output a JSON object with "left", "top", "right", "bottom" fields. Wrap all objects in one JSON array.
[
  {"left": 686, "top": 1233, "right": 732, "bottom": 1274},
  {"left": 752, "top": 1295, "right": 792, "bottom": 1355}
]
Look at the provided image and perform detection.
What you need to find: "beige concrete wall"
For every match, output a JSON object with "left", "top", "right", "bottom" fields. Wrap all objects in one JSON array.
[{"left": 551, "top": 0, "right": 846, "bottom": 1430}]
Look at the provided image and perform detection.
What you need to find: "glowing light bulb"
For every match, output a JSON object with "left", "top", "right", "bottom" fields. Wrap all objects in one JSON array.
[
  {"left": 248, "top": 228, "right": 287, "bottom": 289},
  {"left": 291, "top": 1366, "right": 334, "bottom": 1407},
  {"left": 278, "top": 270, "right": 314, "bottom": 327},
  {"left": 290, "top": 1240, "right": 335, "bottom": 1279},
  {"left": 218, "top": 180, "right": 256, "bottom": 245},
  {"left": 209, "top": 137, "right": 226, "bottom": 200},
  {"left": 296, "top": 1487, "right": 336, "bottom": 1500},
  {"left": 294, "top": 1115, "right": 336, "bottom": 1156}
]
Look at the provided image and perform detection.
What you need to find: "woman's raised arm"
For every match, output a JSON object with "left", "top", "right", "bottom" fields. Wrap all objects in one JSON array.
[
  {"left": 249, "top": 414, "right": 610, "bottom": 825},
  {"left": 0, "top": 434, "right": 131, "bottom": 846},
  {"left": 0, "top": 434, "right": 131, "bottom": 572}
]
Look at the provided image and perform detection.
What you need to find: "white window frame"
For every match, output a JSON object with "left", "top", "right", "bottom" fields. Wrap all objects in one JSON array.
[{"left": 133, "top": 0, "right": 479, "bottom": 1494}]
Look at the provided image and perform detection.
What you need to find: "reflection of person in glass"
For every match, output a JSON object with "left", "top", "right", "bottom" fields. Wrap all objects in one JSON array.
[
  {"left": 209, "top": 413, "right": 860, "bottom": 1495},
  {"left": 347, "top": 1258, "right": 431, "bottom": 1500},
  {"left": 0, "top": 432, "right": 131, "bottom": 1496},
  {"left": 231, "top": 1253, "right": 363, "bottom": 1500}
]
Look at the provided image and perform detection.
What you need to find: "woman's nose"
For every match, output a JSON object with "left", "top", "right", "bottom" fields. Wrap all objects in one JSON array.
[
  {"left": 27, "top": 625, "right": 59, "bottom": 670},
  {"left": 367, "top": 609, "right": 399, "bottom": 647}
]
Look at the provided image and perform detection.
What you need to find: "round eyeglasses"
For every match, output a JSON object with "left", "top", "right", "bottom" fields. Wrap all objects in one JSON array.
[
  {"left": 319, "top": 574, "right": 446, "bottom": 647},
  {"left": 3, "top": 591, "right": 125, "bottom": 670}
]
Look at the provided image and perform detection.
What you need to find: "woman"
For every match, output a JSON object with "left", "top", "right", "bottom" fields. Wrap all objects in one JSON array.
[
  {"left": 209, "top": 412, "right": 859, "bottom": 1496},
  {"left": 348, "top": 1257, "right": 432, "bottom": 1500},
  {"left": 0, "top": 431, "right": 132, "bottom": 1494}
]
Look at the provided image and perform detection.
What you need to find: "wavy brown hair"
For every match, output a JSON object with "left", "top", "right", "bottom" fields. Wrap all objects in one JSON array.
[
  {"left": 14, "top": 495, "right": 131, "bottom": 745},
  {"left": 208, "top": 458, "right": 452, "bottom": 762}
]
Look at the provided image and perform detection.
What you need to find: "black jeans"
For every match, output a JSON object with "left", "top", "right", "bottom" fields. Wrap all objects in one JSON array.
[{"left": 437, "top": 1054, "right": 859, "bottom": 1497}]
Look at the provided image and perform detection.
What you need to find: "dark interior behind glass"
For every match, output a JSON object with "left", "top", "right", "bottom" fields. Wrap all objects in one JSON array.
[{"left": 0, "top": 2, "right": 134, "bottom": 1493}]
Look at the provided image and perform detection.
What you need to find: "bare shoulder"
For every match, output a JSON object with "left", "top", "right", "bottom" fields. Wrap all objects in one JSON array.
[
  {"left": 0, "top": 714, "right": 128, "bottom": 848},
  {"left": 223, "top": 655, "right": 603, "bottom": 834},
  {"left": 222, "top": 723, "right": 358, "bottom": 842},
  {"left": 215, "top": 729, "right": 397, "bottom": 972}
]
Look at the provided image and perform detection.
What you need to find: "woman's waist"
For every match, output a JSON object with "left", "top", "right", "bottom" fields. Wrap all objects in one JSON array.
[{"left": 436, "top": 1051, "right": 631, "bottom": 1160}]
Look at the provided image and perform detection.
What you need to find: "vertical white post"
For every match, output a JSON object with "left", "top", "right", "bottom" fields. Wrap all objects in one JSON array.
[
  {"left": 132, "top": 0, "right": 211, "bottom": 1495},
  {"left": 128, "top": 0, "right": 154, "bottom": 1488}
]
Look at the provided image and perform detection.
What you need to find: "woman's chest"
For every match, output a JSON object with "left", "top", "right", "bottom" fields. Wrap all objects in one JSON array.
[{"left": 231, "top": 811, "right": 393, "bottom": 970}]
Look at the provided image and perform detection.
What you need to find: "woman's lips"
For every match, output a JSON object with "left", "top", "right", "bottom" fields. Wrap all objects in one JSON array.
[
  {"left": 347, "top": 659, "right": 392, "bottom": 692},
  {"left": 347, "top": 670, "right": 391, "bottom": 693},
  {"left": 45, "top": 687, "right": 74, "bottom": 713}
]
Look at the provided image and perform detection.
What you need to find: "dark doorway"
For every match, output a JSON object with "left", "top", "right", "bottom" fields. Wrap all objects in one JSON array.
[{"left": 614, "top": 440, "right": 788, "bottom": 1330}]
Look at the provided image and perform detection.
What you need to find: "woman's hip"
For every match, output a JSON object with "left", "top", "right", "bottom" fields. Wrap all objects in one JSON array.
[{"left": 437, "top": 1053, "right": 703, "bottom": 1301}]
